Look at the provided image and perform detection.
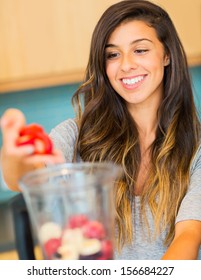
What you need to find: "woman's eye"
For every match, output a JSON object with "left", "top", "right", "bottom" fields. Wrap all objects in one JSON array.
[
  {"left": 135, "top": 49, "right": 148, "bottom": 54},
  {"left": 105, "top": 52, "right": 119, "bottom": 59}
]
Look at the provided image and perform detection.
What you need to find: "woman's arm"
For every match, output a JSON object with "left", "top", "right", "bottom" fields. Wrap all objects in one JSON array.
[
  {"left": 162, "top": 220, "right": 201, "bottom": 260},
  {"left": 0, "top": 108, "right": 64, "bottom": 192}
]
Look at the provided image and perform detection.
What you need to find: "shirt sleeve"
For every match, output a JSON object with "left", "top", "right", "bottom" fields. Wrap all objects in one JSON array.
[
  {"left": 49, "top": 119, "right": 78, "bottom": 162},
  {"left": 176, "top": 144, "right": 201, "bottom": 223}
]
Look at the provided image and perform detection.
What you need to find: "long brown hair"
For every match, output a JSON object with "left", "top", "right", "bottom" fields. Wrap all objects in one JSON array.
[{"left": 72, "top": 0, "right": 201, "bottom": 249}]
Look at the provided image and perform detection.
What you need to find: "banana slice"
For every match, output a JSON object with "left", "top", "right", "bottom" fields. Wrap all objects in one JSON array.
[
  {"left": 39, "top": 222, "right": 62, "bottom": 243},
  {"left": 57, "top": 244, "right": 79, "bottom": 260},
  {"left": 62, "top": 228, "right": 84, "bottom": 249},
  {"left": 79, "top": 238, "right": 101, "bottom": 256}
]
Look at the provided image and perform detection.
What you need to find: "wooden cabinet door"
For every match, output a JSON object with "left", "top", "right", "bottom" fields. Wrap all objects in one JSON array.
[
  {"left": 0, "top": 0, "right": 119, "bottom": 92},
  {"left": 0, "top": 0, "right": 200, "bottom": 93}
]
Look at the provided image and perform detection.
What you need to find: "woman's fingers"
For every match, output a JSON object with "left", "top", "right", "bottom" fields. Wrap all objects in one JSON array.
[
  {"left": 23, "top": 149, "right": 65, "bottom": 166},
  {"left": 1, "top": 108, "right": 65, "bottom": 166},
  {"left": 0, "top": 109, "right": 36, "bottom": 157},
  {"left": 0, "top": 108, "right": 26, "bottom": 146}
]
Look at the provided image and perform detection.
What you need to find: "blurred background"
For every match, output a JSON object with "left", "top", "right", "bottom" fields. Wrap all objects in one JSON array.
[{"left": 0, "top": 0, "right": 201, "bottom": 259}]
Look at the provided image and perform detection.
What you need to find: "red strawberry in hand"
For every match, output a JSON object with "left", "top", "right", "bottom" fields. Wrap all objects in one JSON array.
[
  {"left": 16, "top": 123, "right": 53, "bottom": 154},
  {"left": 19, "top": 124, "right": 44, "bottom": 136}
]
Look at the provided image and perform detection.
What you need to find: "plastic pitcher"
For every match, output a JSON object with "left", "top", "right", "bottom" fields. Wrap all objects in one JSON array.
[{"left": 19, "top": 162, "right": 121, "bottom": 260}]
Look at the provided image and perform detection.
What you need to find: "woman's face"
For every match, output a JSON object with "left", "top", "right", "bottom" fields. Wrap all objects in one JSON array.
[{"left": 105, "top": 20, "right": 169, "bottom": 112}]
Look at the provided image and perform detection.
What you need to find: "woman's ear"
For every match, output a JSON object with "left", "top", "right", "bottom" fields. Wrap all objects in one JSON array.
[{"left": 164, "top": 55, "right": 170, "bottom": 66}]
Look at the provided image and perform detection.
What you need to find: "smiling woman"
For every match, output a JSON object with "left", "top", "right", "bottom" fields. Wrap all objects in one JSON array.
[
  {"left": 105, "top": 20, "right": 170, "bottom": 114},
  {"left": 0, "top": 0, "right": 201, "bottom": 260}
]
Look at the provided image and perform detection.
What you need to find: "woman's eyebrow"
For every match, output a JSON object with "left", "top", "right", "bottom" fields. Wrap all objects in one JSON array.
[{"left": 105, "top": 38, "right": 153, "bottom": 48}]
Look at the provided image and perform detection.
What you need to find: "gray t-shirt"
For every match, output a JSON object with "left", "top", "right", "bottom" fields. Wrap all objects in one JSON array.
[{"left": 50, "top": 119, "right": 201, "bottom": 259}]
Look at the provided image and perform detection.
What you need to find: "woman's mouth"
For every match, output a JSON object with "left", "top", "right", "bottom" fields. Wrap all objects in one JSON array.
[{"left": 121, "top": 75, "right": 146, "bottom": 88}]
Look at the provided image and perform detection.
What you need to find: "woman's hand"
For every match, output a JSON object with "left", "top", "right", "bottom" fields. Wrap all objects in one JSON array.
[{"left": 0, "top": 108, "right": 65, "bottom": 192}]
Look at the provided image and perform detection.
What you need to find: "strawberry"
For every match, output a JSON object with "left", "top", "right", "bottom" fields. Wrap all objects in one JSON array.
[
  {"left": 67, "top": 214, "right": 89, "bottom": 229},
  {"left": 16, "top": 123, "right": 53, "bottom": 154},
  {"left": 82, "top": 220, "right": 106, "bottom": 240},
  {"left": 19, "top": 123, "right": 44, "bottom": 136},
  {"left": 97, "top": 240, "right": 113, "bottom": 260},
  {"left": 44, "top": 238, "right": 61, "bottom": 259}
]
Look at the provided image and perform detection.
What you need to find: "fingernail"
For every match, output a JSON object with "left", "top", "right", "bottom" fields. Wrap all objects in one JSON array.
[
  {"left": 24, "top": 146, "right": 35, "bottom": 155},
  {"left": 44, "top": 159, "right": 54, "bottom": 165},
  {"left": 0, "top": 117, "right": 7, "bottom": 127}
]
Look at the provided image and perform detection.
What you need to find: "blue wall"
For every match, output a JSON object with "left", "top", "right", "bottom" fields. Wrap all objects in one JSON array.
[
  {"left": 190, "top": 66, "right": 201, "bottom": 116},
  {"left": 0, "top": 66, "right": 200, "bottom": 144},
  {"left": 0, "top": 83, "right": 79, "bottom": 135},
  {"left": 0, "top": 66, "right": 200, "bottom": 193}
]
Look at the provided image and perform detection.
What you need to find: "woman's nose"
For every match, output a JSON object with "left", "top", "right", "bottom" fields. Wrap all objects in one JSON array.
[{"left": 120, "top": 54, "right": 137, "bottom": 72}]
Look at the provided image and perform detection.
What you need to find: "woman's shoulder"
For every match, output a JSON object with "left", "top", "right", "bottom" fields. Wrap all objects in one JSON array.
[
  {"left": 49, "top": 119, "right": 79, "bottom": 162},
  {"left": 50, "top": 118, "right": 78, "bottom": 139},
  {"left": 190, "top": 142, "right": 201, "bottom": 174},
  {"left": 52, "top": 118, "right": 78, "bottom": 132},
  {"left": 176, "top": 142, "right": 201, "bottom": 224}
]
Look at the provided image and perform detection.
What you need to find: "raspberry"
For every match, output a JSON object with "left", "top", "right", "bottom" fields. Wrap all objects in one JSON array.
[
  {"left": 98, "top": 240, "right": 113, "bottom": 260},
  {"left": 44, "top": 238, "right": 61, "bottom": 259},
  {"left": 82, "top": 220, "right": 106, "bottom": 239},
  {"left": 68, "top": 214, "right": 89, "bottom": 229}
]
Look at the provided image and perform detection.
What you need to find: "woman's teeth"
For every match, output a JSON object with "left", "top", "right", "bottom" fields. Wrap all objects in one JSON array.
[{"left": 122, "top": 76, "right": 144, "bottom": 85}]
